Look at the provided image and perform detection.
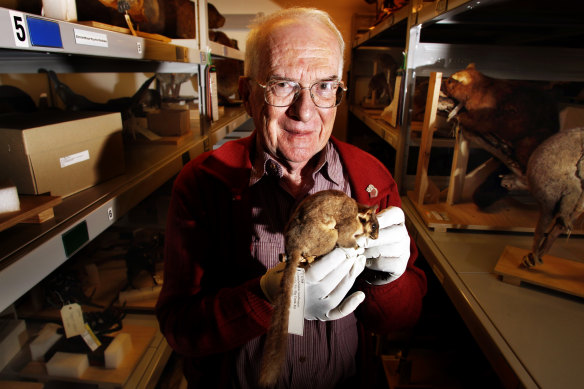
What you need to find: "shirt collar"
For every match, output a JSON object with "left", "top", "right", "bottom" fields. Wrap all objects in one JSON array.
[{"left": 249, "top": 141, "right": 343, "bottom": 187}]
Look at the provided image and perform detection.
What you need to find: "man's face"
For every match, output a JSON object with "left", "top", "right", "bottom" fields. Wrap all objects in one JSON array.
[{"left": 244, "top": 21, "right": 342, "bottom": 166}]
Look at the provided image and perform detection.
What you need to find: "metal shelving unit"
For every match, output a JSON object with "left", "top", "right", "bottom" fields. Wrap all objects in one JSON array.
[
  {"left": 400, "top": 0, "right": 584, "bottom": 190},
  {"left": 351, "top": 0, "right": 584, "bottom": 192},
  {"left": 349, "top": 3, "right": 411, "bottom": 187},
  {"left": 0, "top": 0, "right": 249, "bottom": 312},
  {"left": 0, "top": 1, "right": 248, "bottom": 386},
  {"left": 351, "top": 1, "right": 584, "bottom": 388}
]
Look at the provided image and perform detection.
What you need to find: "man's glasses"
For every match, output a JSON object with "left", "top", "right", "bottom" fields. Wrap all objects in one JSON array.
[{"left": 253, "top": 78, "right": 347, "bottom": 108}]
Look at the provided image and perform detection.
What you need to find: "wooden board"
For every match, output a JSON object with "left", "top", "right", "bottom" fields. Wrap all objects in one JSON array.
[
  {"left": 0, "top": 195, "right": 62, "bottom": 232},
  {"left": 76, "top": 21, "right": 172, "bottom": 42},
  {"left": 494, "top": 246, "right": 584, "bottom": 298},
  {"left": 0, "top": 381, "right": 44, "bottom": 389},
  {"left": 135, "top": 130, "right": 195, "bottom": 146},
  {"left": 18, "top": 324, "right": 156, "bottom": 387},
  {"left": 407, "top": 191, "right": 584, "bottom": 234}
]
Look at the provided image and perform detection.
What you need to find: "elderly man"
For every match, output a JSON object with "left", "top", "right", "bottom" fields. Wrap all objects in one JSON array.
[{"left": 156, "top": 7, "right": 426, "bottom": 388}]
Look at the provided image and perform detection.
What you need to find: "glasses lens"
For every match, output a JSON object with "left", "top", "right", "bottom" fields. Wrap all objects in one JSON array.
[
  {"left": 266, "top": 80, "right": 298, "bottom": 106},
  {"left": 261, "top": 79, "right": 345, "bottom": 108},
  {"left": 311, "top": 81, "right": 344, "bottom": 108}
]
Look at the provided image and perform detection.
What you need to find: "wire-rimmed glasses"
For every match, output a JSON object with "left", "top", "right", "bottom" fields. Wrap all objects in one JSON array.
[{"left": 253, "top": 78, "right": 347, "bottom": 108}]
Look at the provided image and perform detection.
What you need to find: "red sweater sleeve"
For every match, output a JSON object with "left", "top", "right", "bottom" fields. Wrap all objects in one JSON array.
[{"left": 155, "top": 163, "right": 272, "bottom": 358}]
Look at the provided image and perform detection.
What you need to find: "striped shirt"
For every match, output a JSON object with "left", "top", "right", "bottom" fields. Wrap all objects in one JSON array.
[{"left": 232, "top": 142, "right": 359, "bottom": 388}]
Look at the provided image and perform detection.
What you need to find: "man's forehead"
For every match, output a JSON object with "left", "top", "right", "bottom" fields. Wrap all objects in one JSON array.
[{"left": 259, "top": 21, "right": 340, "bottom": 75}]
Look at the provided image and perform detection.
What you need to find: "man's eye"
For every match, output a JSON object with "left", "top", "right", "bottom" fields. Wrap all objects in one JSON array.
[
  {"left": 271, "top": 81, "right": 295, "bottom": 93},
  {"left": 317, "top": 82, "right": 335, "bottom": 92}
]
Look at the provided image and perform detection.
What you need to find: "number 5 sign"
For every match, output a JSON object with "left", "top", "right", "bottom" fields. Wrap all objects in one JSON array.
[{"left": 9, "top": 10, "right": 30, "bottom": 47}]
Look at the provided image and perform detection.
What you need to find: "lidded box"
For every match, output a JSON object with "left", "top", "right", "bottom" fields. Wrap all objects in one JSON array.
[{"left": 0, "top": 111, "right": 125, "bottom": 197}]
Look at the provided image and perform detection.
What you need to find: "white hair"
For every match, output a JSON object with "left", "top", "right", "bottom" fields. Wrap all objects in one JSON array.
[{"left": 244, "top": 7, "right": 345, "bottom": 79}]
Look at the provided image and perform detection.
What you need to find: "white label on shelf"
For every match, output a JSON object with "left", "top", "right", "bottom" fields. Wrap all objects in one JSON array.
[
  {"left": 60, "top": 150, "right": 90, "bottom": 168},
  {"left": 73, "top": 28, "right": 108, "bottom": 47},
  {"left": 9, "top": 10, "right": 30, "bottom": 47}
]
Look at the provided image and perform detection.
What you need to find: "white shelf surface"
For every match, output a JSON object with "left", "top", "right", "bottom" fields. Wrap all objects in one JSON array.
[{"left": 403, "top": 197, "right": 584, "bottom": 389}]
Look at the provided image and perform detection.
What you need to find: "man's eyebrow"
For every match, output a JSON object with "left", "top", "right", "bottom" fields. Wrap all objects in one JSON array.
[
  {"left": 267, "top": 75, "right": 340, "bottom": 82},
  {"left": 267, "top": 76, "right": 296, "bottom": 82}
]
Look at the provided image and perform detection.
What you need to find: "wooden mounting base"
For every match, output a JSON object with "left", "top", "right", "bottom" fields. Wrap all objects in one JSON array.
[
  {"left": 494, "top": 246, "right": 584, "bottom": 298},
  {"left": 0, "top": 195, "right": 62, "bottom": 232}
]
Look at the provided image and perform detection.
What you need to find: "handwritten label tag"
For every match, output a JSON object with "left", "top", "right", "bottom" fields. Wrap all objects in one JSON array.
[
  {"left": 60, "top": 303, "right": 85, "bottom": 338},
  {"left": 288, "top": 267, "right": 305, "bottom": 336}
]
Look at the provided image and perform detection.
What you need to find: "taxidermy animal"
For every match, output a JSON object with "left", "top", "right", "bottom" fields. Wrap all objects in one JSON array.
[
  {"left": 213, "top": 58, "right": 244, "bottom": 105},
  {"left": 368, "top": 73, "right": 391, "bottom": 103},
  {"left": 445, "top": 63, "right": 559, "bottom": 175},
  {"left": 444, "top": 63, "right": 559, "bottom": 207},
  {"left": 208, "top": 30, "right": 238, "bottom": 49},
  {"left": 40, "top": 69, "right": 159, "bottom": 120},
  {"left": 367, "top": 53, "right": 399, "bottom": 103},
  {"left": 522, "top": 127, "right": 584, "bottom": 268},
  {"left": 78, "top": 0, "right": 223, "bottom": 38},
  {"left": 259, "top": 190, "right": 379, "bottom": 387}
]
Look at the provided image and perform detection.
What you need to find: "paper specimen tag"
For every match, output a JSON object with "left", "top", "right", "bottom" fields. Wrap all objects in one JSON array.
[
  {"left": 81, "top": 323, "right": 101, "bottom": 352},
  {"left": 60, "top": 303, "right": 85, "bottom": 338},
  {"left": 288, "top": 267, "right": 305, "bottom": 336}
]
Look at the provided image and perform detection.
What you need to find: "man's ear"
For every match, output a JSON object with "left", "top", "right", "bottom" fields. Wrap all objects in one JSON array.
[{"left": 238, "top": 76, "right": 253, "bottom": 116}]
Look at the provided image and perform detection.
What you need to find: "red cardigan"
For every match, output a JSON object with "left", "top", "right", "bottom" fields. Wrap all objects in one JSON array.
[{"left": 156, "top": 133, "right": 427, "bottom": 381}]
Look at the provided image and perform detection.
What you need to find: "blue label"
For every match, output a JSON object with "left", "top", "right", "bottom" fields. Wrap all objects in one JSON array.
[{"left": 27, "top": 16, "right": 63, "bottom": 48}]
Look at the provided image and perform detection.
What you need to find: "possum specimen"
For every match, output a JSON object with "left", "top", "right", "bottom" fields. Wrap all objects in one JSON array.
[
  {"left": 522, "top": 127, "right": 584, "bottom": 267},
  {"left": 259, "top": 189, "right": 379, "bottom": 387},
  {"left": 445, "top": 63, "right": 559, "bottom": 175},
  {"left": 444, "top": 63, "right": 559, "bottom": 207}
]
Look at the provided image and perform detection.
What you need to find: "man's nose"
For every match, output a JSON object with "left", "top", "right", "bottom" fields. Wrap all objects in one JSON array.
[{"left": 287, "top": 88, "right": 316, "bottom": 121}]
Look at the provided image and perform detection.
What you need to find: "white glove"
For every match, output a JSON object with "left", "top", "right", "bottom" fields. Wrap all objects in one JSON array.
[
  {"left": 304, "top": 247, "right": 366, "bottom": 321},
  {"left": 357, "top": 206, "right": 410, "bottom": 285}
]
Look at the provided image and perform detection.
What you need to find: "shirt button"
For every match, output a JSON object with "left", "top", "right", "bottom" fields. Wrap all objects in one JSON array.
[{"left": 266, "top": 160, "right": 280, "bottom": 176}]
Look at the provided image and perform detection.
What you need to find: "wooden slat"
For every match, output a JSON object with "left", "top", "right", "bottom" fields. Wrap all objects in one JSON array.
[
  {"left": 413, "top": 72, "right": 442, "bottom": 205},
  {"left": 446, "top": 124, "right": 470, "bottom": 205}
]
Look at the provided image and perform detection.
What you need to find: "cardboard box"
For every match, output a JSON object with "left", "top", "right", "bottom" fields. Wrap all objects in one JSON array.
[
  {"left": 0, "top": 111, "right": 125, "bottom": 197},
  {"left": 147, "top": 108, "right": 190, "bottom": 136}
]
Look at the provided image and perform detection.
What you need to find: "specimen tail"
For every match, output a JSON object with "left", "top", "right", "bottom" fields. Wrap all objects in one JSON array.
[{"left": 258, "top": 252, "right": 301, "bottom": 388}]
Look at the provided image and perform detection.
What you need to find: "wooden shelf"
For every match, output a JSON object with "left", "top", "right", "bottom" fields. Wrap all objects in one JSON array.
[{"left": 350, "top": 105, "right": 402, "bottom": 148}]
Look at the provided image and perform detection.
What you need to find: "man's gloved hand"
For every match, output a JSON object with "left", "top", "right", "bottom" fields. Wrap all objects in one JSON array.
[
  {"left": 260, "top": 247, "right": 366, "bottom": 321},
  {"left": 357, "top": 206, "right": 410, "bottom": 285},
  {"left": 304, "top": 247, "right": 366, "bottom": 321},
  {"left": 260, "top": 261, "right": 286, "bottom": 304}
]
